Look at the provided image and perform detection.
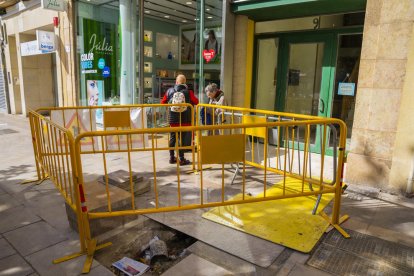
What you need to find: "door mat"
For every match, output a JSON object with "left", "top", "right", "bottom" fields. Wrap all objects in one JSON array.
[
  {"left": 202, "top": 178, "right": 334, "bottom": 253},
  {"left": 308, "top": 229, "right": 414, "bottom": 275}
]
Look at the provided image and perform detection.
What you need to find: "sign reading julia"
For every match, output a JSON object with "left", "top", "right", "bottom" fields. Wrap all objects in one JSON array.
[{"left": 41, "top": 0, "right": 66, "bottom": 12}]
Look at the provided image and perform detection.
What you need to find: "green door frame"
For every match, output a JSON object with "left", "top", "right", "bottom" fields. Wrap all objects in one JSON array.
[{"left": 251, "top": 27, "right": 363, "bottom": 154}]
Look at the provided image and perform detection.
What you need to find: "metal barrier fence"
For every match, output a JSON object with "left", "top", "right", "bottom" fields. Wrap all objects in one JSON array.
[{"left": 28, "top": 104, "right": 349, "bottom": 274}]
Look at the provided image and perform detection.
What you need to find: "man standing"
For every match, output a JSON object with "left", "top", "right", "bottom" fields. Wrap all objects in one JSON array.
[{"left": 161, "top": 74, "right": 198, "bottom": 165}]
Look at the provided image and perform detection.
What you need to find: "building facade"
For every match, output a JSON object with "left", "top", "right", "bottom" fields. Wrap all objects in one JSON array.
[
  {"left": 230, "top": 0, "right": 414, "bottom": 195},
  {"left": 1, "top": 0, "right": 414, "bottom": 195},
  {"left": 0, "top": 0, "right": 77, "bottom": 114}
]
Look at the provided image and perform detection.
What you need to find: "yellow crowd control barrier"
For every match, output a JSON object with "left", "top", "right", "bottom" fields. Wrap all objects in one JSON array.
[{"left": 28, "top": 103, "right": 349, "bottom": 274}]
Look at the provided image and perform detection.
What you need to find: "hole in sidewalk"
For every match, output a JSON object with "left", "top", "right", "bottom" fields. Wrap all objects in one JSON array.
[{"left": 94, "top": 219, "right": 197, "bottom": 275}]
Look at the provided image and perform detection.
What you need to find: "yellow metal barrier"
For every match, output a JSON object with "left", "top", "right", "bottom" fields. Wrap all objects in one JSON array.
[{"left": 28, "top": 103, "right": 349, "bottom": 274}]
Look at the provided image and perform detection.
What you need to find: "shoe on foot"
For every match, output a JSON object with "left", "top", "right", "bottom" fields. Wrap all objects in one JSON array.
[
  {"left": 169, "top": 156, "right": 177, "bottom": 164},
  {"left": 179, "top": 158, "right": 191, "bottom": 166}
]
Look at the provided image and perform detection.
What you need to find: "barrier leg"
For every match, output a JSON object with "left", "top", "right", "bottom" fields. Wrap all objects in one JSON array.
[
  {"left": 53, "top": 184, "right": 111, "bottom": 273},
  {"left": 320, "top": 211, "right": 350, "bottom": 238}
]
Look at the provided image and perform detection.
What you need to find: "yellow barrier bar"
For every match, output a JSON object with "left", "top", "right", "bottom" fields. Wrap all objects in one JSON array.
[
  {"left": 58, "top": 131, "right": 68, "bottom": 198},
  {"left": 100, "top": 136, "right": 112, "bottom": 212},
  {"left": 29, "top": 114, "right": 41, "bottom": 181},
  {"left": 264, "top": 125, "right": 268, "bottom": 197},
  {"left": 87, "top": 189, "right": 336, "bottom": 219},
  {"left": 126, "top": 134, "right": 135, "bottom": 210},
  {"left": 151, "top": 133, "right": 159, "bottom": 209},
  {"left": 283, "top": 127, "right": 288, "bottom": 196},
  {"left": 221, "top": 163, "right": 225, "bottom": 202},
  {"left": 320, "top": 124, "right": 327, "bottom": 191},
  {"left": 175, "top": 131, "right": 181, "bottom": 207},
  {"left": 198, "top": 129, "right": 204, "bottom": 205},
  {"left": 64, "top": 134, "right": 74, "bottom": 205}
]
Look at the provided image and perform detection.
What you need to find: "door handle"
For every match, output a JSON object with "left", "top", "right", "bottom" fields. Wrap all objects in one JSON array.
[{"left": 319, "top": 98, "right": 325, "bottom": 114}]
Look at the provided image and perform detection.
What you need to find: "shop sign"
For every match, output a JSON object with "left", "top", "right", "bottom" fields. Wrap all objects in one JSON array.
[
  {"left": 20, "top": 41, "right": 43, "bottom": 56},
  {"left": 203, "top": 49, "right": 215, "bottom": 63},
  {"left": 338, "top": 82, "right": 355, "bottom": 96},
  {"left": 82, "top": 18, "right": 117, "bottom": 104},
  {"left": 41, "top": 0, "right": 66, "bottom": 12},
  {"left": 80, "top": 52, "right": 97, "bottom": 74},
  {"left": 102, "top": 66, "right": 110, "bottom": 78},
  {"left": 36, "top": 30, "right": 56, "bottom": 52}
]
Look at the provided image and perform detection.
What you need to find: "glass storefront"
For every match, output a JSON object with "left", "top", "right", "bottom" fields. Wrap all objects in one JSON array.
[
  {"left": 253, "top": 12, "right": 365, "bottom": 152},
  {"left": 76, "top": 0, "right": 224, "bottom": 108}
]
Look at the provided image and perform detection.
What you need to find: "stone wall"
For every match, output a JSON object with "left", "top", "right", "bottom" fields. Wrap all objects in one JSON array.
[{"left": 346, "top": 0, "right": 414, "bottom": 193}]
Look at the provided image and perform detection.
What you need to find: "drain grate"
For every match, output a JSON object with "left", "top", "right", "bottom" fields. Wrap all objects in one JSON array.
[
  {"left": 0, "top": 128, "right": 18, "bottom": 135},
  {"left": 308, "top": 229, "right": 414, "bottom": 275},
  {"left": 309, "top": 243, "right": 410, "bottom": 276}
]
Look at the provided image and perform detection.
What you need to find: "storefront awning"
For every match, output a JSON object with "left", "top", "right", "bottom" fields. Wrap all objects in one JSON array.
[{"left": 232, "top": 0, "right": 367, "bottom": 22}]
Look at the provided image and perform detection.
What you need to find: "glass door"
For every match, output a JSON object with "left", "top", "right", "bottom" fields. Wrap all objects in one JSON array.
[{"left": 277, "top": 34, "right": 335, "bottom": 153}]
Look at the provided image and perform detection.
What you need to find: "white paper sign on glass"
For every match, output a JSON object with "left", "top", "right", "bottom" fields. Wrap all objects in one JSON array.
[{"left": 338, "top": 82, "right": 356, "bottom": 96}]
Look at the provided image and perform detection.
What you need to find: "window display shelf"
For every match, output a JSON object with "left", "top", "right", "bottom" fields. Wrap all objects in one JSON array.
[{"left": 144, "top": 30, "right": 153, "bottom": 43}]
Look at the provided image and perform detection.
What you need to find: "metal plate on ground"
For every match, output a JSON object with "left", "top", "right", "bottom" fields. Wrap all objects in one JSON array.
[
  {"left": 146, "top": 209, "right": 285, "bottom": 268},
  {"left": 308, "top": 229, "right": 413, "bottom": 275},
  {"left": 0, "top": 129, "right": 18, "bottom": 135}
]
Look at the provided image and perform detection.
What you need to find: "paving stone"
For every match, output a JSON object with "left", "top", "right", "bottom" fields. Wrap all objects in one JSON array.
[
  {"left": 287, "top": 264, "right": 332, "bottom": 276},
  {"left": 0, "top": 206, "right": 41, "bottom": 234},
  {"left": 25, "top": 238, "right": 99, "bottom": 276},
  {"left": 0, "top": 254, "right": 34, "bottom": 276},
  {"left": 147, "top": 209, "right": 285, "bottom": 268},
  {"left": 85, "top": 265, "right": 115, "bottom": 276},
  {"left": 0, "top": 238, "right": 16, "bottom": 260},
  {"left": 4, "top": 221, "right": 66, "bottom": 256},
  {"left": 161, "top": 254, "right": 233, "bottom": 276},
  {"left": 188, "top": 241, "right": 257, "bottom": 275},
  {"left": 0, "top": 194, "right": 22, "bottom": 213}
]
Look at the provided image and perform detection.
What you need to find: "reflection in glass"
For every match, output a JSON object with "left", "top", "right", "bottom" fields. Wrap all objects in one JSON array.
[{"left": 255, "top": 38, "right": 279, "bottom": 111}]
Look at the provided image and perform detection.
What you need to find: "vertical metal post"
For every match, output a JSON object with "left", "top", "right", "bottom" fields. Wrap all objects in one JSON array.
[
  {"left": 198, "top": 0, "right": 205, "bottom": 103},
  {"left": 139, "top": 0, "right": 145, "bottom": 104}
]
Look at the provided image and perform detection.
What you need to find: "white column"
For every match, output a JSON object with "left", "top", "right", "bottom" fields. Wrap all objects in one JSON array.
[{"left": 119, "top": 0, "right": 134, "bottom": 104}]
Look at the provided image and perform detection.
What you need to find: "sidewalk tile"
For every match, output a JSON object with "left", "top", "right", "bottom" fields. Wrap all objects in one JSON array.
[
  {"left": 86, "top": 265, "right": 114, "bottom": 276},
  {"left": 26, "top": 239, "right": 99, "bottom": 276},
  {"left": 162, "top": 254, "right": 233, "bottom": 276},
  {"left": 0, "top": 206, "right": 41, "bottom": 234},
  {"left": 23, "top": 191, "right": 71, "bottom": 233},
  {"left": 0, "top": 194, "right": 22, "bottom": 213},
  {"left": 287, "top": 264, "right": 332, "bottom": 276},
  {"left": 4, "top": 221, "right": 66, "bottom": 256},
  {"left": 0, "top": 254, "right": 34, "bottom": 276},
  {"left": 0, "top": 238, "right": 16, "bottom": 260}
]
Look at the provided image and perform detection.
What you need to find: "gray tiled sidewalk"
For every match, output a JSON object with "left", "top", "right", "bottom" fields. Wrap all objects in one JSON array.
[{"left": 0, "top": 114, "right": 113, "bottom": 276}]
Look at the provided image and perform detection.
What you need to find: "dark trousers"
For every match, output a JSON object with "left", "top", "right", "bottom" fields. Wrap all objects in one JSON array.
[{"left": 169, "top": 131, "right": 191, "bottom": 159}]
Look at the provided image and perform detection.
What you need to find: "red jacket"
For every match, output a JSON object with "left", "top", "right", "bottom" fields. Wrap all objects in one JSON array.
[{"left": 161, "top": 84, "right": 199, "bottom": 126}]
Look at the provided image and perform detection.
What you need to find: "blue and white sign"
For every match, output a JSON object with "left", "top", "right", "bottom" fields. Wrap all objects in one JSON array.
[
  {"left": 102, "top": 66, "right": 110, "bottom": 78},
  {"left": 98, "top": 58, "right": 105, "bottom": 69},
  {"left": 338, "top": 82, "right": 355, "bottom": 96},
  {"left": 36, "top": 30, "right": 55, "bottom": 52}
]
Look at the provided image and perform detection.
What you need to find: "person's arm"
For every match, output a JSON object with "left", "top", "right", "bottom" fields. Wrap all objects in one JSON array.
[
  {"left": 160, "top": 90, "right": 169, "bottom": 104},
  {"left": 189, "top": 90, "right": 199, "bottom": 105},
  {"left": 215, "top": 95, "right": 224, "bottom": 106}
]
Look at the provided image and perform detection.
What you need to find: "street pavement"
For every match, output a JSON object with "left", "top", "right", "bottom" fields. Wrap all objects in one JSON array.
[{"left": 0, "top": 112, "right": 413, "bottom": 276}]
